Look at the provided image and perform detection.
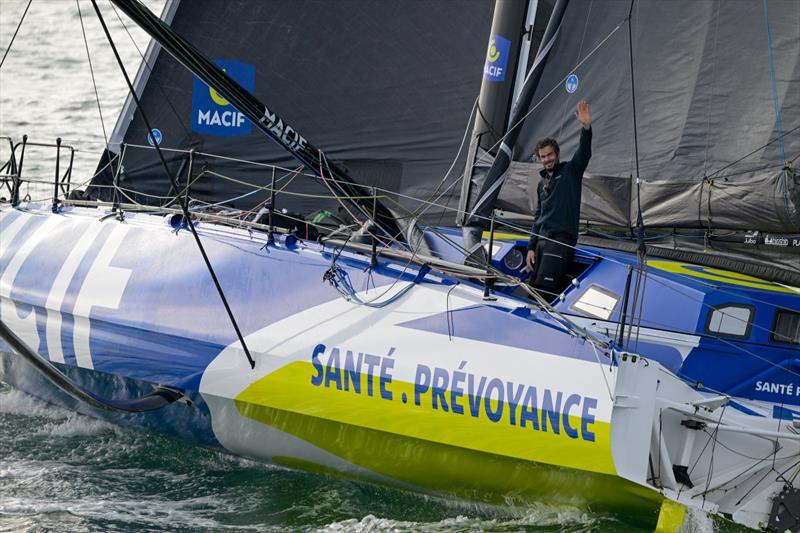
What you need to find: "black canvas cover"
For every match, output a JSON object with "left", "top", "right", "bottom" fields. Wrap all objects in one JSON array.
[
  {"left": 92, "top": 0, "right": 495, "bottom": 223},
  {"left": 468, "top": 0, "right": 799, "bottom": 274},
  {"left": 499, "top": 0, "right": 799, "bottom": 230}
]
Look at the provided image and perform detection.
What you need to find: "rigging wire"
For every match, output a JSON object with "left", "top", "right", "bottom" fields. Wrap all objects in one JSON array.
[
  {"left": 557, "top": 0, "right": 594, "bottom": 142},
  {"left": 57, "top": 183, "right": 800, "bottom": 384},
  {"left": 108, "top": 1, "right": 192, "bottom": 140},
  {"left": 700, "top": 426, "right": 787, "bottom": 465},
  {"left": 762, "top": 0, "right": 787, "bottom": 166},
  {"left": 701, "top": 403, "right": 728, "bottom": 507},
  {"left": 91, "top": 0, "right": 255, "bottom": 369},
  {"left": 710, "top": 161, "right": 791, "bottom": 180},
  {"left": 0, "top": 0, "right": 32, "bottom": 71},
  {"left": 303, "top": 169, "right": 800, "bottom": 312},
  {"left": 193, "top": 166, "right": 307, "bottom": 220},
  {"left": 690, "top": 123, "right": 800, "bottom": 184},
  {"left": 626, "top": 0, "right": 646, "bottom": 255},
  {"left": 69, "top": 0, "right": 791, "bottom": 262},
  {"left": 122, "top": 143, "right": 318, "bottom": 172},
  {"left": 406, "top": 96, "right": 479, "bottom": 221},
  {"left": 88, "top": 9, "right": 624, "bottom": 247},
  {"left": 580, "top": 274, "right": 800, "bottom": 384},
  {"left": 76, "top": 0, "right": 110, "bottom": 148},
  {"left": 731, "top": 456, "right": 790, "bottom": 506},
  {"left": 49, "top": 0, "right": 792, "bottom": 372},
  {"left": 496, "top": 216, "right": 798, "bottom": 312},
  {"left": 316, "top": 150, "right": 362, "bottom": 231},
  {"left": 702, "top": 0, "right": 721, "bottom": 179},
  {"left": 249, "top": 162, "right": 797, "bottom": 315}
]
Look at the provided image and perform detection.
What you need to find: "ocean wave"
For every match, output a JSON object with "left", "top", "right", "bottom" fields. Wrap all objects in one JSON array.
[{"left": 311, "top": 509, "right": 599, "bottom": 533}]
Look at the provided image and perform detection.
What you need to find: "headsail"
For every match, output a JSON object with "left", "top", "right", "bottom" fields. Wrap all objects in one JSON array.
[{"left": 89, "top": 0, "right": 495, "bottom": 229}]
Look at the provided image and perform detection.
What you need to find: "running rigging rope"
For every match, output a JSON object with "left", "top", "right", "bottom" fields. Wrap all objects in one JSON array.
[
  {"left": 107, "top": 0, "right": 403, "bottom": 244},
  {"left": 70, "top": 0, "right": 793, "bottom": 376}
]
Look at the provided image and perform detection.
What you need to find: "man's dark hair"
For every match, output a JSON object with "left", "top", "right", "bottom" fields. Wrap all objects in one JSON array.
[{"left": 535, "top": 137, "right": 560, "bottom": 156}]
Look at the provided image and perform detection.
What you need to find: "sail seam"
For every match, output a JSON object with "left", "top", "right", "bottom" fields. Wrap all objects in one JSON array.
[
  {"left": 762, "top": 0, "right": 799, "bottom": 231},
  {"left": 762, "top": 0, "right": 786, "bottom": 165}
]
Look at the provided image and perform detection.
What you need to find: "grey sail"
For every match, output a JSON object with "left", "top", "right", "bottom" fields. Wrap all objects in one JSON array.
[
  {"left": 89, "top": 0, "right": 495, "bottom": 225},
  {"left": 464, "top": 0, "right": 800, "bottom": 276}
]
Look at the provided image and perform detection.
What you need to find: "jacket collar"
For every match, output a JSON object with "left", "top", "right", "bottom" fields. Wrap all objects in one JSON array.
[{"left": 540, "top": 161, "right": 566, "bottom": 179}]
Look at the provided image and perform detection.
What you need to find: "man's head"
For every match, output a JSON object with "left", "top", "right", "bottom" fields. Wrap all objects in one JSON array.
[{"left": 535, "top": 137, "right": 560, "bottom": 173}]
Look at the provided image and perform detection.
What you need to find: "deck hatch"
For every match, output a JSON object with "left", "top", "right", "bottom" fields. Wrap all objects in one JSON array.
[
  {"left": 705, "top": 304, "right": 754, "bottom": 339},
  {"left": 571, "top": 285, "right": 618, "bottom": 320}
]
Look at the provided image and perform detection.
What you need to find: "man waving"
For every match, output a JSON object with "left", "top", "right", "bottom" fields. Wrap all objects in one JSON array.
[{"left": 526, "top": 100, "right": 592, "bottom": 295}]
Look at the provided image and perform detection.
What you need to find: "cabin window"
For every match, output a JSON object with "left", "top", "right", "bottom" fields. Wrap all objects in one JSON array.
[
  {"left": 571, "top": 286, "right": 618, "bottom": 320},
  {"left": 772, "top": 310, "right": 800, "bottom": 345},
  {"left": 705, "top": 304, "right": 754, "bottom": 338}
]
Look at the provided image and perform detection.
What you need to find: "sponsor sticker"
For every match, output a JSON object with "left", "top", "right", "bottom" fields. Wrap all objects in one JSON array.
[
  {"left": 565, "top": 74, "right": 579, "bottom": 94},
  {"left": 191, "top": 60, "right": 255, "bottom": 137},
  {"left": 484, "top": 35, "right": 511, "bottom": 82},
  {"left": 147, "top": 128, "right": 162, "bottom": 146}
]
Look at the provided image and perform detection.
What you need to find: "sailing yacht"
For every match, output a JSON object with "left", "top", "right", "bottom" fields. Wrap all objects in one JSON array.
[{"left": 1, "top": 0, "right": 798, "bottom": 530}]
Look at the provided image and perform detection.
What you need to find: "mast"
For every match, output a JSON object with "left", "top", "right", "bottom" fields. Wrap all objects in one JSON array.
[
  {"left": 461, "top": 0, "right": 570, "bottom": 252},
  {"left": 457, "top": 0, "right": 531, "bottom": 227},
  {"left": 107, "top": 0, "right": 404, "bottom": 243},
  {"left": 471, "top": 0, "right": 530, "bottom": 155}
]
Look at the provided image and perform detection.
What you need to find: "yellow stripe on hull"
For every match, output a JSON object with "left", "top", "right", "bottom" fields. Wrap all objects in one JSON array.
[{"left": 232, "top": 361, "right": 663, "bottom": 521}]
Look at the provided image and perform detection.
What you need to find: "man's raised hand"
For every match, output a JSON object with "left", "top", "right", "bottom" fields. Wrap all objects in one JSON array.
[{"left": 576, "top": 100, "right": 592, "bottom": 129}]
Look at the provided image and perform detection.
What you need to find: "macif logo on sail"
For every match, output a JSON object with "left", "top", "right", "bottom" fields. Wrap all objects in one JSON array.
[
  {"left": 484, "top": 35, "right": 511, "bottom": 82},
  {"left": 191, "top": 60, "right": 255, "bottom": 137}
]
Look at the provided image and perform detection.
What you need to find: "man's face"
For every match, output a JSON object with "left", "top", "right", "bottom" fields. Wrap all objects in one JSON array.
[{"left": 538, "top": 146, "right": 559, "bottom": 173}]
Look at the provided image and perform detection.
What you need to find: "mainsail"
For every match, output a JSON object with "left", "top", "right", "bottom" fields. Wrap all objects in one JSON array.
[
  {"left": 463, "top": 0, "right": 800, "bottom": 277},
  {"left": 89, "top": 0, "right": 495, "bottom": 227}
]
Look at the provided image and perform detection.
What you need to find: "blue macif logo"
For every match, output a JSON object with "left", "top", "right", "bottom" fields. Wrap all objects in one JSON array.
[
  {"left": 484, "top": 35, "right": 511, "bottom": 82},
  {"left": 191, "top": 60, "right": 255, "bottom": 137}
]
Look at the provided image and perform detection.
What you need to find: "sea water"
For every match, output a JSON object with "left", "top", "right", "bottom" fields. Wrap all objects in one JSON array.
[
  {"left": 0, "top": 380, "right": 647, "bottom": 532},
  {"left": 0, "top": 2, "right": 692, "bottom": 532}
]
